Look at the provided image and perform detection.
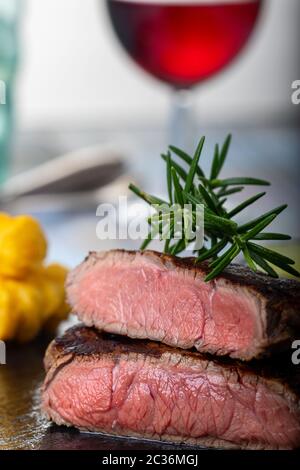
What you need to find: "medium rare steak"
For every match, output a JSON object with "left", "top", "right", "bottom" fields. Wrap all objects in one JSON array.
[
  {"left": 42, "top": 325, "right": 300, "bottom": 450},
  {"left": 66, "top": 250, "right": 300, "bottom": 360}
]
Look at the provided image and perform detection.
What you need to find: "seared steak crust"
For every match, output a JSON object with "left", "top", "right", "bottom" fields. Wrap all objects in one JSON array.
[
  {"left": 42, "top": 326, "right": 300, "bottom": 450},
  {"left": 148, "top": 251, "right": 300, "bottom": 345},
  {"left": 44, "top": 325, "right": 300, "bottom": 395},
  {"left": 66, "top": 250, "right": 300, "bottom": 360}
]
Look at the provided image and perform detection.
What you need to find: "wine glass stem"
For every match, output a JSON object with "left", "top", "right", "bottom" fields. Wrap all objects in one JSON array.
[{"left": 169, "top": 88, "right": 196, "bottom": 152}]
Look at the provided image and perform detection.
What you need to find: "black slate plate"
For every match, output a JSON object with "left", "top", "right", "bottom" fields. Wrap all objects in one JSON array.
[{"left": 0, "top": 338, "right": 198, "bottom": 451}]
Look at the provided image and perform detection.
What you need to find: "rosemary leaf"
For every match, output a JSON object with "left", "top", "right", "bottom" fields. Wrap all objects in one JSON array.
[
  {"left": 237, "top": 204, "right": 287, "bottom": 233},
  {"left": 140, "top": 232, "right": 154, "bottom": 251},
  {"left": 171, "top": 168, "right": 184, "bottom": 206},
  {"left": 161, "top": 153, "right": 188, "bottom": 182},
  {"left": 198, "top": 185, "right": 219, "bottom": 213},
  {"left": 211, "top": 177, "right": 270, "bottom": 188},
  {"left": 272, "top": 263, "right": 300, "bottom": 278},
  {"left": 210, "top": 144, "right": 220, "bottom": 180},
  {"left": 196, "top": 238, "right": 227, "bottom": 263},
  {"left": 217, "top": 134, "right": 232, "bottom": 176},
  {"left": 250, "top": 247, "right": 300, "bottom": 278},
  {"left": 185, "top": 136, "right": 205, "bottom": 193},
  {"left": 166, "top": 152, "right": 173, "bottom": 204},
  {"left": 184, "top": 191, "right": 204, "bottom": 207},
  {"left": 130, "top": 135, "right": 296, "bottom": 282},
  {"left": 217, "top": 186, "right": 244, "bottom": 197},
  {"left": 169, "top": 145, "right": 205, "bottom": 178},
  {"left": 164, "top": 238, "right": 171, "bottom": 253},
  {"left": 228, "top": 192, "right": 266, "bottom": 218},
  {"left": 204, "top": 212, "right": 238, "bottom": 237},
  {"left": 248, "top": 242, "right": 296, "bottom": 266},
  {"left": 242, "top": 245, "right": 257, "bottom": 271},
  {"left": 170, "top": 238, "right": 186, "bottom": 256},
  {"left": 241, "top": 213, "right": 277, "bottom": 242},
  {"left": 129, "top": 183, "right": 167, "bottom": 206},
  {"left": 248, "top": 248, "right": 279, "bottom": 278},
  {"left": 217, "top": 198, "right": 227, "bottom": 208},
  {"left": 252, "top": 233, "right": 292, "bottom": 241},
  {"left": 205, "top": 244, "right": 240, "bottom": 282}
]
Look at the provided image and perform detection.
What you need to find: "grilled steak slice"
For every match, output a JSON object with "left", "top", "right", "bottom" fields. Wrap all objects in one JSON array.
[
  {"left": 66, "top": 250, "right": 300, "bottom": 361},
  {"left": 42, "top": 325, "right": 300, "bottom": 450}
]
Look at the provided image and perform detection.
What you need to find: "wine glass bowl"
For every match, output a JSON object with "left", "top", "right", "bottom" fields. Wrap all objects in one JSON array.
[{"left": 106, "top": 0, "right": 263, "bottom": 89}]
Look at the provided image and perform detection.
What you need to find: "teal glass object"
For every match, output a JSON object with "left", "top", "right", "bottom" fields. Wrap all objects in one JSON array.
[{"left": 0, "top": 0, "right": 19, "bottom": 184}]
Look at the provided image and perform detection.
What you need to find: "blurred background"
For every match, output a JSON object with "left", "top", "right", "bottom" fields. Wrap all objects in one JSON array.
[
  {"left": 1, "top": 1, "right": 300, "bottom": 451},
  {"left": 0, "top": 0, "right": 300, "bottom": 268},
  {"left": 17, "top": 0, "right": 300, "bottom": 128}
]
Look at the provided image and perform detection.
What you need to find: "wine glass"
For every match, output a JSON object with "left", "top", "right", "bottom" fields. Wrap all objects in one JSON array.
[{"left": 105, "top": 0, "right": 263, "bottom": 150}]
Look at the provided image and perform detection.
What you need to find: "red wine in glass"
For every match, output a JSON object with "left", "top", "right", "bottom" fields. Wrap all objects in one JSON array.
[{"left": 106, "top": 0, "right": 262, "bottom": 89}]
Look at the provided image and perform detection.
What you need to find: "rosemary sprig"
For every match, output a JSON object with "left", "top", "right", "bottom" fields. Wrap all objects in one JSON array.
[{"left": 129, "top": 135, "right": 299, "bottom": 281}]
